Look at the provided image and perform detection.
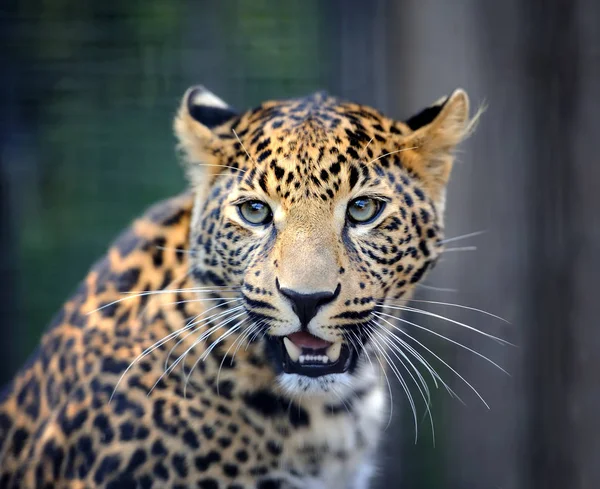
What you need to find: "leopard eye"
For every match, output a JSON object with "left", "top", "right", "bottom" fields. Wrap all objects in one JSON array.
[
  {"left": 238, "top": 200, "right": 273, "bottom": 226},
  {"left": 347, "top": 197, "right": 384, "bottom": 224}
]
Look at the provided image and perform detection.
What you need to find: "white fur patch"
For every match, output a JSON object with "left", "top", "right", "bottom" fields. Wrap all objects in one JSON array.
[{"left": 190, "top": 87, "right": 229, "bottom": 109}]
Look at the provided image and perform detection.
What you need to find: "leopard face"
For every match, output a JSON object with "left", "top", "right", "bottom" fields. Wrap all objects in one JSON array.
[{"left": 175, "top": 86, "right": 475, "bottom": 398}]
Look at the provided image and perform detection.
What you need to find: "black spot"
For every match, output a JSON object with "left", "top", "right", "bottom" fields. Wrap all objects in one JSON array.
[
  {"left": 172, "top": 454, "right": 188, "bottom": 478},
  {"left": 183, "top": 429, "right": 200, "bottom": 449},
  {"left": 11, "top": 428, "right": 29, "bottom": 457},
  {"left": 217, "top": 437, "right": 232, "bottom": 449},
  {"left": 243, "top": 390, "right": 283, "bottom": 417},
  {"left": 93, "top": 413, "right": 114, "bottom": 443},
  {"left": 197, "top": 478, "right": 219, "bottom": 489},
  {"left": 106, "top": 474, "right": 137, "bottom": 489},
  {"left": 119, "top": 421, "right": 135, "bottom": 441},
  {"left": 235, "top": 449, "right": 249, "bottom": 463},
  {"left": 349, "top": 166, "right": 359, "bottom": 190},
  {"left": 257, "top": 478, "right": 282, "bottom": 488},
  {"left": 257, "top": 149, "right": 272, "bottom": 163},
  {"left": 223, "top": 463, "right": 239, "bottom": 477},
  {"left": 202, "top": 425, "right": 215, "bottom": 439},
  {"left": 101, "top": 357, "right": 129, "bottom": 375},
  {"left": 256, "top": 138, "right": 271, "bottom": 152},
  {"left": 273, "top": 165, "right": 285, "bottom": 180},
  {"left": 410, "top": 261, "right": 431, "bottom": 284},
  {"left": 289, "top": 404, "right": 310, "bottom": 428},
  {"left": 151, "top": 439, "right": 168, "bottom": 457},
  {"left": 125, "top": 448, "right": 147, "bottom": 473},
  {"left": 153, "top": 461, "right": 169, "bottom": 480},
  {"left": 217, "top": 380, "right": 234, "bottom": 400},
  {"left": 116, "top": 267, "right": 141, "bottom": 292},
  {"left": 266, "top": 440, "right": 282, "bottom": 456},
  {"left": 94, "top": 455, "right": 121, "bottom": 485},
  {"left": 195, "top": 451, "right": 221, "bottom": 472}
]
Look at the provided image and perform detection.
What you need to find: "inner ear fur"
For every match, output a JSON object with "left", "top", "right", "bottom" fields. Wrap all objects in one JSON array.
[
  {"left": 173, "top": 86, "right": 239, "bottom": 184},
  {"left": 400, "top": 89, "right": 482, "bottom": 198}
]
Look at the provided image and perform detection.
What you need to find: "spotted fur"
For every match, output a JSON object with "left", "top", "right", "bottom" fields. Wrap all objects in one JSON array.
[{"left": 0, "top": 86, "right": 476, "bottom": 488}]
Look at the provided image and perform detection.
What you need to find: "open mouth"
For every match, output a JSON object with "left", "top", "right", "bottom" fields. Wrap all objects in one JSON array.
[{"left": 267, "top": 331, "right": 356, "bottom": 378}]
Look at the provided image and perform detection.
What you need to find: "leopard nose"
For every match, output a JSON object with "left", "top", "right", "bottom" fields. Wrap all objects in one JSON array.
[{"left": 277, "top": 280, "right": 341, "bottom": 327}]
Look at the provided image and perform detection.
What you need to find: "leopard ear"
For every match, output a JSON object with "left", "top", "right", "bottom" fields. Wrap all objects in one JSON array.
[
  {"left": 401, "top": 89, "right": 481, "bottom": 200},
  {"left": 174, "top": 86, "right": 238, "bottom": 184}
]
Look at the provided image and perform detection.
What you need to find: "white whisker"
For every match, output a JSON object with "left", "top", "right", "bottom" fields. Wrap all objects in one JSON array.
[
  {"left": 440, "top": 230, "right": 486, "bottom": 244},
  {"left": 374, "top": 313, "right": 487, "bottom": 408},
  {"left": 376, "top": 303, "right": 511, "bottom": 345},
  {"left": 375, "top": 311, "right": 509, "bottom": 376},
  {"left": 232, "top": 129, "right": 257, "bottom": 166},
  {"left": 164, "top": 304, "right": 244, "bottom": 370},
  {"left": 369, "top": 323, "right": 436, "bottom": 445},
  {"left": 147, "top": 310, "right": 246, "bottom": 396},
  {"left": 366, "top": 329, "right": 419, "bottom": 441},
  {"left": 417, "top": 284, "right": 459, "bottom": 293},
  {"left": 367, "top": 146, "right": 419, "bottom": 165},
  {"left": 442, "top": 246, "right": 477, "bottom": 253},
  {"left": 384, "top": 299, "right": 510, "bottom": 324}
]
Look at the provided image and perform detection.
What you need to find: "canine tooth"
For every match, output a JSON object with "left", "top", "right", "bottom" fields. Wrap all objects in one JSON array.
[
  {"left": 326, "top": 343, "right": 342, "bottom": 363},
  {"left": 284, "top": 338, "right": 301, "bottom": 362}
]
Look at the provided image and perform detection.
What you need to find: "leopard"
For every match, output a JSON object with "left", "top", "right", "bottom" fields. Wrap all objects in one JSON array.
[{"left": 0, "top": 84, "right": 477, "bottom": 489}]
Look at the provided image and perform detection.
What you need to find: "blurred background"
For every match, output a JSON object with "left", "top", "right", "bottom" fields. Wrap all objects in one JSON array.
[{"left": 1, "top": 1, "right": 599, "bottom": 488}]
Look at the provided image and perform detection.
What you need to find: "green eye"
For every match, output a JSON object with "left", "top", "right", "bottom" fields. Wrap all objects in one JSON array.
[
  {"left": 238, "top": 200, "right": 273, "bottom": 225},
  {"left": 347, "top": 197, "right": 384, "bottom": 224}
]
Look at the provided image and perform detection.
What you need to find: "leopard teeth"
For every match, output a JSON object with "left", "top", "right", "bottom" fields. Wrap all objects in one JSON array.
[
  {"left": 283, "top": 337, "right": 301, "bottom": 362},
  {"left": 326, "top": 342, "right": 342, "bottom": 363}
]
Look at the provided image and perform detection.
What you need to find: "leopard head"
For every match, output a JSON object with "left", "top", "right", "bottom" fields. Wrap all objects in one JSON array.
[{"left": 174, "top": 86, "right": 477, "bottom": 397}]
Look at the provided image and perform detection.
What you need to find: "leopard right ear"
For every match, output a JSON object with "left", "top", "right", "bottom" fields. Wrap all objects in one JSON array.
[{"left": 174, "top": 86, "right": 238, "bottom": 183}]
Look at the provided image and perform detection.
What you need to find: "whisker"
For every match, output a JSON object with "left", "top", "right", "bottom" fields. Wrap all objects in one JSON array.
[
  {"left": 194, "top": 163, "right": 247, "bottom": 173},
  {"left": 351, "top": 330, "right": 394, "bottom": 430},
  {"left": 417, "top": 284, "right": 458, "bottom": 293},
  {"left": 370, "top": 324, "right": 434, "bottom": 404},
  {"left": 366, "top": 329, "right": 419, "bottom": 440},
  {"left": 361, "top": 136, "right": 375, "bottom": 158},
  {"left": 109, "top": 303, "right": 241, "bottom": 401},
  {"left": 369, "top": 323, "right": 436, "bottom": 445},
  {"left": 367, "top": 146, "right": 419, "bottom": 165},
  {"left": 216, "top": 320, "right": 264, "bottom": 393},
  {"left": 168, "top": 307, "right": 246, "bottom": 370},
  {"left": 440, "top": 230, "right": 486, "bottom": 244},
  {"left": 164, "top": 303, "right": 244, "bottom": 370},
  {"left": 90, "top": 286, "right": 240, "bottom": 315},
  {"left": 376, "top": 303, "right": 511, "bottom": 345},
  {"left": 374, "top": 313, "right": 486, "bottom": 408},
  {"left": 372, "top": 318, "right": 461, "bottom": 400},
  {"left": 232, "top": 129, "right": 257, "bottom": 166},
  {"left": 185, "top": 317, "right": 249, "bottom": 397},
  {"left": 441, "top": 246, "right": 477, "bottom": 253},
  {"left": 371, "top": 320, "right": 442, "bottom": 393},
  {"left": 383, "top": 299, "right": 510, "bottom": 324},
  {"left": 375, "top": 311, "right": 509, "bottom": 376},
  {"left": 148, "top": 310, "right": 247, "bottom": 396}
]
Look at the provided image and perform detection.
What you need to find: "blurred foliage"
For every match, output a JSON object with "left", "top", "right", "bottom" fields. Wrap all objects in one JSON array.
[{"left": 11, "top": 0, "right": 328, "bottom": 360}]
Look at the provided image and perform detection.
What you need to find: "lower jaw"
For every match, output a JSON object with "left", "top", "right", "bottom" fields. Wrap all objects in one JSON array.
[{"left": 264, "top": 335, "right": 359, "bottom": 378}]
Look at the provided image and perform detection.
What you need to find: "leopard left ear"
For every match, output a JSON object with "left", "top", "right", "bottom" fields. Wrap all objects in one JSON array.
[
  {"left": 174, "top": 86, "right": 239, "bottom": 184},
  {"left": 401, "top": 89, "right": 481, "bottom": 200}
]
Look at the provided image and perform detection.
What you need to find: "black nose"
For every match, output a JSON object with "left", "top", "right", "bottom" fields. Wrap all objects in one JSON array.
[{"left": 277, "top": 282, "right": 341, "bottom": 327}]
